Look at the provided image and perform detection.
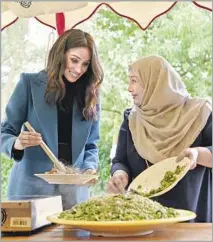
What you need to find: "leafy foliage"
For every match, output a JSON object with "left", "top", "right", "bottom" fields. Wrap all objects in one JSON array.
[
  {"left": 1, "top": 154, "right": 13, "bottom": 198},
  {"left": 89, "top": 2, "right": 212, "bottom": 195},
  {"left": 1, "top": 2, "right": 212, "bottom": 197}
]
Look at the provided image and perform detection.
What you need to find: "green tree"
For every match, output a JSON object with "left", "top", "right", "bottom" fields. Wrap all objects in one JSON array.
[
  {"left": 2, "top": 2, "right": 212, "bottom": 197},
  {"left": 88, "top": 2, "right": 212, "bottom": 195}
]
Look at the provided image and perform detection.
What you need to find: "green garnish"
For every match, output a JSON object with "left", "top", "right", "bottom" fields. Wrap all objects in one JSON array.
[
  {"left": 58, "top": 193, "right": 179, "bottom": 221},
  {"left": 135, "top": 165, "right": 186, "bottom": 197}
]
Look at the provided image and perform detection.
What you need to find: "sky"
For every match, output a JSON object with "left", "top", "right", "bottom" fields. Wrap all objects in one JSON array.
[{"left": 27, "top": 17, "right": 57, "bottom": 48}]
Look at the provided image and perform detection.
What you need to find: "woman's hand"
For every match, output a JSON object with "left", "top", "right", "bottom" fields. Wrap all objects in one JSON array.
[
  {"left": 14, "top": 131, "right": 42, "bottom": 150},
  {"left": 107, "top": 170, "right": 129, "bottom": 194},
  {"left": 176, "top": 148, "right": 199, "bottom": 170},
  {"left": 82, "top": 169, "right": 98, "bottom": 186},
  {"left": 176, "top": 147, "right": 212, "bottom": 169}
]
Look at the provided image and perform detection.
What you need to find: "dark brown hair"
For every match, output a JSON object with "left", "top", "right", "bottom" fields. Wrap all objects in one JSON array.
[{"left": 45, "top": 29, "right": 103, "bottom": 120}]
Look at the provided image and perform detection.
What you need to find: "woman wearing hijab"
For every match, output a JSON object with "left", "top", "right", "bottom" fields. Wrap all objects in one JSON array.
[
  {"left": 107, "top": 55, "right": 212, "bottom": 222},
  {"left": 1, "top": 29, "right": 103, "bottom": 210}
]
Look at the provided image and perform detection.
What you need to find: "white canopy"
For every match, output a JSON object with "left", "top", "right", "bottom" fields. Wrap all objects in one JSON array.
[{"left": 2, "top": 1, "right": 212, "bottom": 32}]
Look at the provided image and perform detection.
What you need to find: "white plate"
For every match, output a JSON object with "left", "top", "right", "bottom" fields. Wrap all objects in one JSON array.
[
  {"left": 34, "top": 173, "right": 98, "bottom": 185},
  {"left": 128, "top": 157, "right": 191, "bottom": 197}
]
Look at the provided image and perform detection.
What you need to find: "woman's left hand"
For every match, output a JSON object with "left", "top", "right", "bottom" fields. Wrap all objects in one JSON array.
[
  {"left": 82, "top": 169, "right": 98, "bottom": 186},
  {"left": 176, "top": 148, "right": 199, "bottom": 170}
]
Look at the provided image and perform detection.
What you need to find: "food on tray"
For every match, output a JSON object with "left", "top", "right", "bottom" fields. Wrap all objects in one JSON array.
[
  {"left": 134, "top": 164, "right": 186, "bottom": 197},
  {"left": 45, "top": 165, "right": 80, "bottom": 174},
  {"left": 58, "top": 193, "right": 179, "bottom": 221},
  {"left": 45, "top": 167, "right": 58, "bottom": 174}
]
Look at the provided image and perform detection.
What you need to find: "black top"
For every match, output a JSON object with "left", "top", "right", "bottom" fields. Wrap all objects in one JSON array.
[
  {"left": 111, "top": 109, "right": 212, "bottom": 222},
  {"left": 57, "top": 78, "right": 75, "bottom": 166}
]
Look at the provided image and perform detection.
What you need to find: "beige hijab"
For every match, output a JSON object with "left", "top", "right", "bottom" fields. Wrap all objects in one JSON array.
[{"left": 128, "top": 55, "right": 211, "bottom": 164}]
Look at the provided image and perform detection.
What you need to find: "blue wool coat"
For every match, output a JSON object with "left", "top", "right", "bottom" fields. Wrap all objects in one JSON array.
[{"left": 1, "top": 71, "right": 100, "bottom": 209}]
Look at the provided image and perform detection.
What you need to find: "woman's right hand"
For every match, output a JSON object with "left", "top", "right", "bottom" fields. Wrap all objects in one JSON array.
[
  {"left": 107, "top": 170, "right": 129, "bottom": 194},
  {"left": 14, "top": 131, "right": 42, "bottom": 150}
]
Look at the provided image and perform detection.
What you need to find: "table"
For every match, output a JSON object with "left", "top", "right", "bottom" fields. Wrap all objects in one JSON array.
[{"left": 2, "top": 223, "right": 212, "bottom": 241}]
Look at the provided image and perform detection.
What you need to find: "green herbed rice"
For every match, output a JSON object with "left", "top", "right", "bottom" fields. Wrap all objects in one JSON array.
[
  {"left": 58, "top": 193, "right": 179, "bottom": 221},
  {"left": 135, "top": 165, "right": 186, "bottom": 197}
]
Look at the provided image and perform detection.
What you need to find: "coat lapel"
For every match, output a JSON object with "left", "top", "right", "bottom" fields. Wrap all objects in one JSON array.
[
  {"left": 31, "top": 71, "right": 92, "bottom": 162},
  {"left": 31, "top": 71, "right": 58, "bottom": 157}
]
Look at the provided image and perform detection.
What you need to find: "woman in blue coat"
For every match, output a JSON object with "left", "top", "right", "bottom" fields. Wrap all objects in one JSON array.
[
  {"left": 107, "top": 55, "right": 212, "bottom": 222},
  {"left": 1, "top": 29, "right": 103, "bottom": 210}
]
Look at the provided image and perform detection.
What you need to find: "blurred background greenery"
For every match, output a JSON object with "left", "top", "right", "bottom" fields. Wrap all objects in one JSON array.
[{"left": 2, "top": 2, "right": 212, "bottom": 197}]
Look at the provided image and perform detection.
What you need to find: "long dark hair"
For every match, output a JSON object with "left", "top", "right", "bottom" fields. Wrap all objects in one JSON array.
[{"left": 45, "top": 29, "right": 103, "bottom": 120}]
